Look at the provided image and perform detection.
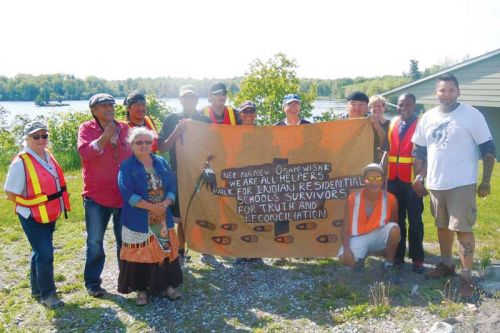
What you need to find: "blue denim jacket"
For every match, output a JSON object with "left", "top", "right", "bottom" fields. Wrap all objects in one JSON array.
[{"left": 118, "top": 154, "right": 176, "bottom": 233}]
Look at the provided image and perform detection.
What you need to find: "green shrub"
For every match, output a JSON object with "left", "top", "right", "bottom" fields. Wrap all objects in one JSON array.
[{"left": 0, "top": 95, "right": 173, "bottom": 170}]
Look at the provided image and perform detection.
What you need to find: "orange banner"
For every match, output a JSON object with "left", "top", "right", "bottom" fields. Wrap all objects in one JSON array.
[{"left": 177, "top": 118, "right": 373, "bottom": 257}]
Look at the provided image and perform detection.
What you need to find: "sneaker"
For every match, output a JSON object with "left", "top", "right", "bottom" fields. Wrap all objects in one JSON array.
[
  {"left": 200, "top": 254, "right": 222, "bottom": 267},
  {"left": 393, "top": 258, "right": 405, "bottom": 267},
  {"left": 384, "top": 264, "right": 401, "bottom": 285},
  {"left": 161, "top": 287, "right": 182, "bottom": 300},
  {"left": 353, "top": 259, "right": 365, "bottom": 272},
  {"left": 136, "top": 291, "right": 149, "bottom": 306},
  {"left": 459, "top": 277, "right": 474, "bottom": 298},
  {"left": 41, "top": 294, "right": 64, "bottom": 309},
  {"left": 412, "top": 260, "right": 424, "bottom": 274},
  {"left": 87, "top": 286, "right": 108, "bottom": 298},
  {"left": 31, "top": 293, "right": 41, "bottom": 301},
  {"left": 425, "top": 262, "right": 455, "bottom": 279}
]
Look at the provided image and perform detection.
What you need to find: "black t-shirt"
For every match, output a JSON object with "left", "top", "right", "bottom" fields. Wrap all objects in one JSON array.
[{"left": 158, "top": 111, "right": 211, "bottom": 171}]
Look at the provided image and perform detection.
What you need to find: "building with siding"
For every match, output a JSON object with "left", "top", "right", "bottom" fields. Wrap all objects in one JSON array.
[{"left": 382, "top": 48, "right": 500, "bottom": 152}]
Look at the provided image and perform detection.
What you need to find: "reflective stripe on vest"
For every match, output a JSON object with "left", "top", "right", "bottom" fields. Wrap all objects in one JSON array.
[
  {"left": 351, "top": 190, "right": 389, "bottom": 236},
  {"left": 388, "top": 156, "right": 413, "bottom": 163},
  {"left": 15, "top": 193, "right": 49, "bottom": 206},
  {"left": 144, "top": 116, "right": 158, "bottom": 133},
  {"left": 227, "top": 107, "right": 236, "bottom": 125}
]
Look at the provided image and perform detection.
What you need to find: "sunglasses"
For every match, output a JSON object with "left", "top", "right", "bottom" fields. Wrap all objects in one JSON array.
[
  {"left": 212, "top": 92, "right": 227, "bottom": 97},
  {"left": 365, "top": 176, "right": 383, "bottom": 183},
  {"left": 134, "top": 140, "right": 153, "bottom": 146},
  {"left": 241, "top": 109, "right": 256, "bottom": 115},
  {"left": 31, "top": 134, "right": 49, "bottom": 140}
]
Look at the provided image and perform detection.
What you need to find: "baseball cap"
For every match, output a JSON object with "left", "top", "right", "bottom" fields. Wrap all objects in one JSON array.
[
  {"left": 24, "top": 121, "right": 48, "bottom": 136},
  {"left": 362, "top": 163, "right": 384, "bottom": 176},
  {"left": 346, "top": 91, "right": 369, "bottom": 103},
  {"left": 209, "top": 82, "right": 227, "bottom": 95},
  {"left": 89, "top": 93, "right": 115, "bottom": 108},
  {"left": 123, "top": 91, "right": 146, "bottom": 106},
  {"left": 239, "top": 100, "right": 256, "bottom": 112},
  {"left": 282, "top": 94, "right": 301, "bottom": 106},
  {"left": 179, "top": 84, "right": 198, "bottom": 97}
]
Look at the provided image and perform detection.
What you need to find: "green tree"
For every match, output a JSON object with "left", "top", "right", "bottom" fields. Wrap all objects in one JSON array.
[
  {"left": 232, "top": 53, "right": 316, "bottom": 125},
  {"left": 409, "top": 59, "right": 421, "bottom": 81}
]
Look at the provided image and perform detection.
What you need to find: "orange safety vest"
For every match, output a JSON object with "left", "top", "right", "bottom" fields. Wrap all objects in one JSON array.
[
  {"left": 348, "top": 189, "right": 396, "bottom": 236},
  {"left": 203, "top": 106, "right": 237, "bottom": 125},
  {"left": 128, "top": 116, "right": 159, "bottom": 152},
  {"left": 15, "top": 151, "right": 71, "bottom": 223},
  {"left": 387, "top": 116, "right": 418, "bottom": 183}
]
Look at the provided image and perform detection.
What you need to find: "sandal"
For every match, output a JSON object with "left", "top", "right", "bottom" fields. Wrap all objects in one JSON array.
[
  {"left": 161, "top": 287, "right": 181, "bottom": 300},
  {"left": 136, "top": 292, "right": 149, "bottom": 306}
]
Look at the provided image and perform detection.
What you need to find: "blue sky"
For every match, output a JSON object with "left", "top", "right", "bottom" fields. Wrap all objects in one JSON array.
[{"left": 2, "top": 0, "right": 499, "bottom": 80}]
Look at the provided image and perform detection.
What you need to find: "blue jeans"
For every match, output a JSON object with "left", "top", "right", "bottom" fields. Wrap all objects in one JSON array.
[
  {"left": 83, "top": 197, "right": 122, "bottom": 290},
  {"left": 18, "top": 214, "right": 56, "bottom": 298}
]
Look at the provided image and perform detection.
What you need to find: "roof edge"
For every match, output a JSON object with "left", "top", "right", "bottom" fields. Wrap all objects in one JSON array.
[{"left": 382, "top": 47, "right": 500, "bottom": 97}]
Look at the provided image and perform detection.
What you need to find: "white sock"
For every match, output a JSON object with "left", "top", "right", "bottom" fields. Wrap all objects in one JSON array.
[
  {"left": 441, "top": 256, "right": 453, "bottom": 267},
  {"left": 462, "top": 269, "right": 472, "bottom": 279}
]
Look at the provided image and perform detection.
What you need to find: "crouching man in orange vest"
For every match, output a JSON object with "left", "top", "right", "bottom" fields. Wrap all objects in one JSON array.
[
  {"left": 4, "top": 121, "right": 70, "bottom": 309},
  {"left": 338, "top": 163, "right": 401, "bottom": 283}
]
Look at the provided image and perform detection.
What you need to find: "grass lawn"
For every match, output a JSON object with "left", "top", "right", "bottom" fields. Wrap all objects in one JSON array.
[{"left": 0, "top": 163, "right": 498, "bottom": 332}]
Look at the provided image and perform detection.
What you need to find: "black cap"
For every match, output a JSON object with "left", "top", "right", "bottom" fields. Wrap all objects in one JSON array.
[
  {"left": 209, "top": 82, "right": 227, "bottom": 94},
  {"left": 89, "top": 93, "right": 115, "bottom": 108},
  {"left": 124, "top": 91, "right": 146, "bottom": 107},
  {"left": 346, "top": 91, "right": 369, "bottom": 103}
]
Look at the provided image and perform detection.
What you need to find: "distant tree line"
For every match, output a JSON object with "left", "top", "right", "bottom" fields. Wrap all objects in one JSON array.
[{"left": 0, "top": 58, "right": 457, "bottom": 102}]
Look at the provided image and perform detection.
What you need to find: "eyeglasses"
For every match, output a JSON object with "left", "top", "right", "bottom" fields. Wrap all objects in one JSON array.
[
  {"left": 134, "top": 140, "right": 153, "bottom": 145},
  {"left": 31, "top": 134, "right": 49, "bottom": 140},
  {"left": 365, "top": 176, "right": 383, "bottom": 183},
  {"left": 241, "top": 109, "right": 256, "bottom": 115}
]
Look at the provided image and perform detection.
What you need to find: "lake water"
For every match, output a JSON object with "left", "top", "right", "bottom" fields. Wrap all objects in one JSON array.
[{"left": 0, "top": 98, "right": 347, "bottom": 124}]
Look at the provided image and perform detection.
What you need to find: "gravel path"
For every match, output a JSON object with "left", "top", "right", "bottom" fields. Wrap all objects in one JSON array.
[{"left": 90, "top": 234, "right": 500, "bottom": 333}]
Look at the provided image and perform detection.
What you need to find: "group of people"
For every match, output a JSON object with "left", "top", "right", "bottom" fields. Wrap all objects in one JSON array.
[
  {"left": 338, "top": 74, "right": 495, "bottom": 299},
  {"left": 4, "top": 74, "right": 495, "bottom": 309}
]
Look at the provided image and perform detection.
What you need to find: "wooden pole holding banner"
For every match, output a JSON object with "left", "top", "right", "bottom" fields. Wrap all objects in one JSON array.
[{"left": 379, "top": 150, "right": 388, "bottom": 191}]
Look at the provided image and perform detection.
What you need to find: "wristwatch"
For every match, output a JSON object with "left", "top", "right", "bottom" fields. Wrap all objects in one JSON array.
[{"left": 415, "top": 174, "right": 424, "bottom": 183}]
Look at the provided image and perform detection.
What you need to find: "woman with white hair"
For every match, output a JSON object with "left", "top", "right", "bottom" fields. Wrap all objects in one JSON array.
[
  {"left": 117, "top": 127, "right": 182, "bottom": 305},
  {"left": 369, "top": 95, "right": 390, "bottom": 163},
  {"left": 4, "top": 121, "right": 70, "bottom": 308}
]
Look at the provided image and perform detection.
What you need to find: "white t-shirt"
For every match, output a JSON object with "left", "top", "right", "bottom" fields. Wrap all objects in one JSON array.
[{"left": 412, "top": 103, "right": 493, "bottom": 190}]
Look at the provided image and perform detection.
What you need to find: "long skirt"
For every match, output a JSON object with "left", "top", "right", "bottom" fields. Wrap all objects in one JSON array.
[
  {"left": 118, "top": 257, "right": 182, "bottom": 294},
  {"left": 118, "top": 227, "right": 182, "bottom": 294}
]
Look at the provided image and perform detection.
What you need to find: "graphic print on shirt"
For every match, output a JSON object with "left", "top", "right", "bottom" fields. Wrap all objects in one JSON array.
[{"left": 431, "top": 121, "right": 450, "bottom": 149}]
